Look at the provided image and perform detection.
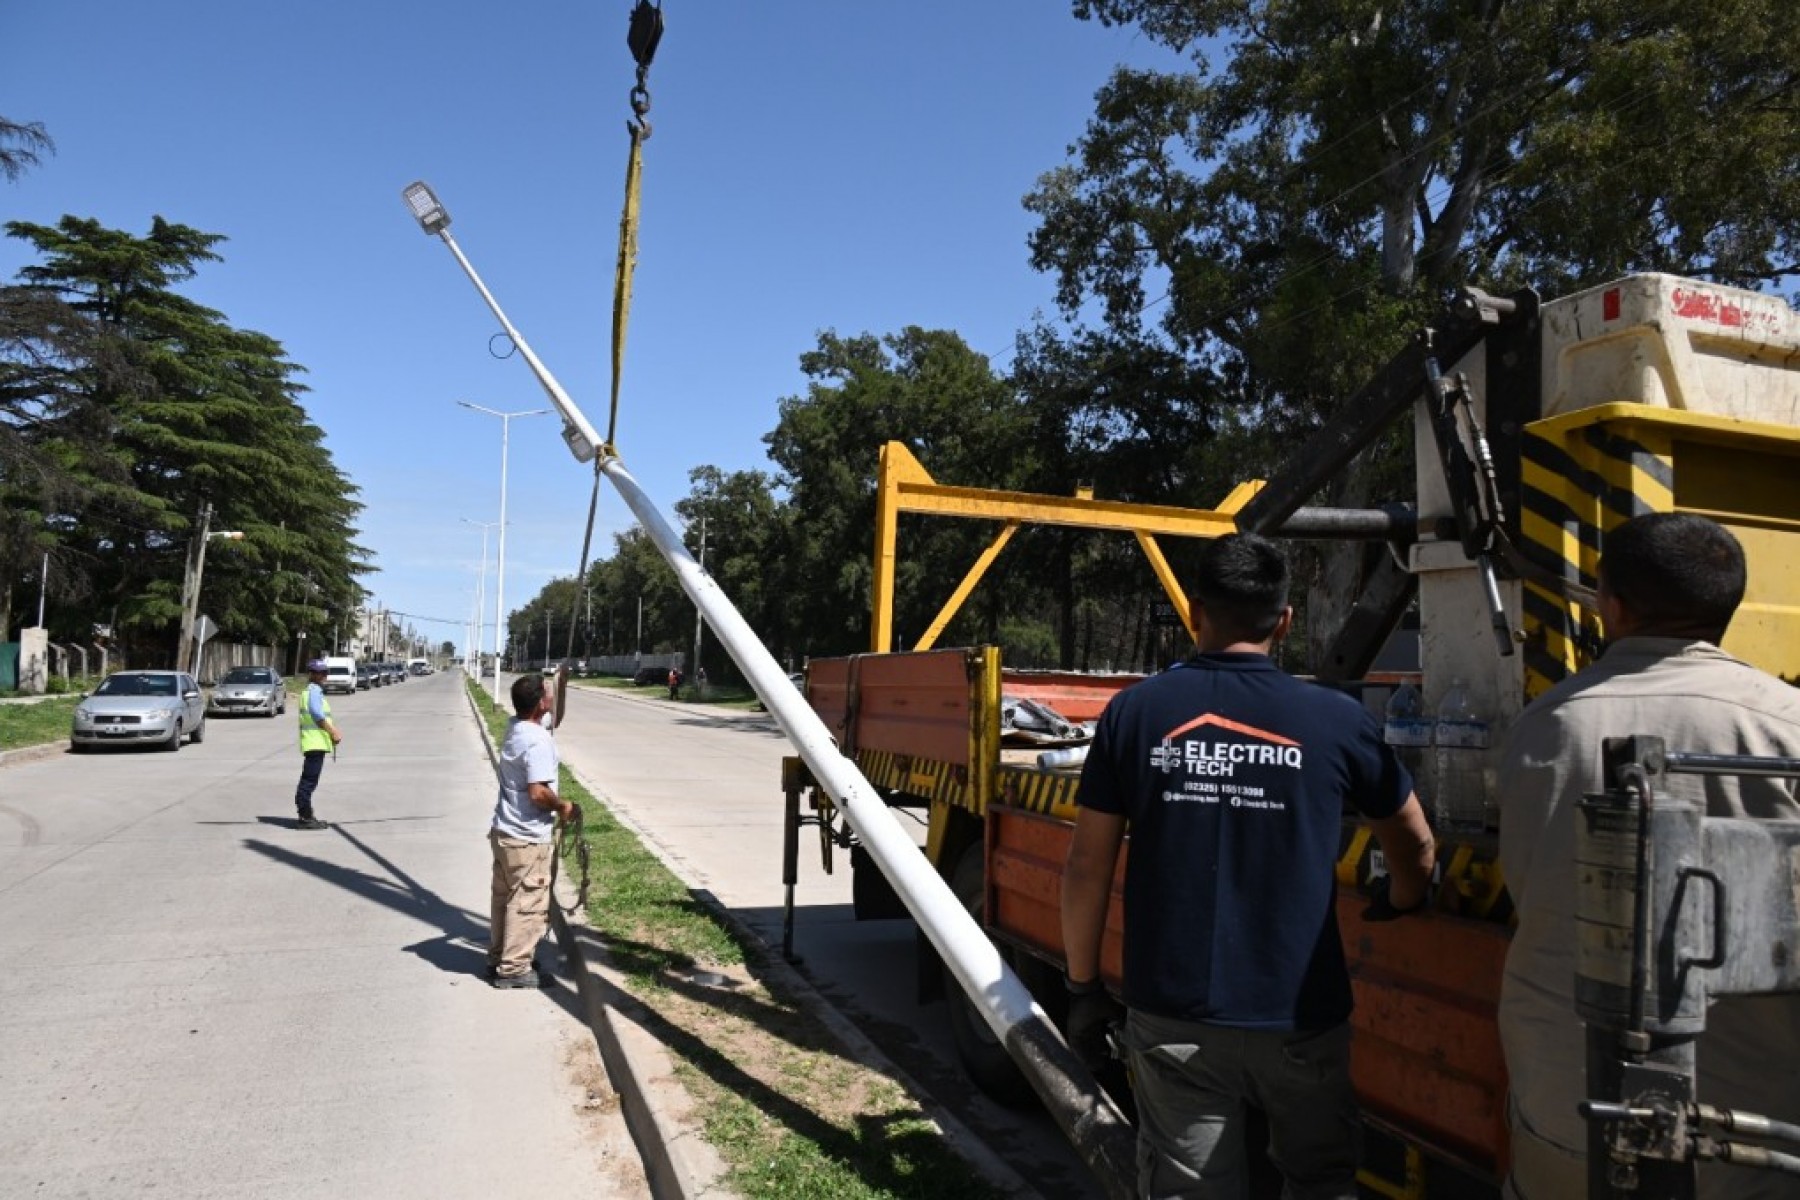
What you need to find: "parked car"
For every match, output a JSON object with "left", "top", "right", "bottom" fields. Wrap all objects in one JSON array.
[
  {"left": 208, "top": 665, "right": 286, "bottom": 718},
  {"left": 632, "top": 666, "right": 666, "bottom": 686},
  {"left": 322, "top": 656, "right": 357, "bottom": 695},
  {"left": 71, "top": 670, "right": 207, "bottom": 752},
  {"left": 356, "top": 664, "right": 374, "bottom": 690}
]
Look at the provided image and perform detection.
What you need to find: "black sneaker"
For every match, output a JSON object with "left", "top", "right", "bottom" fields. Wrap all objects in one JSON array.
[
  {"left": 490, "top": 970, "right": 542, "bottom": 990},
  {"left": 297, "top": 816, "right": 329, "bottom": 830}
]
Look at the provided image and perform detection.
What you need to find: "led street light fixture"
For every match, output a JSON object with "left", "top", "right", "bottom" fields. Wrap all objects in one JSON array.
[{"left": 403, "top": 181, "right": 451, "bottom": 235}]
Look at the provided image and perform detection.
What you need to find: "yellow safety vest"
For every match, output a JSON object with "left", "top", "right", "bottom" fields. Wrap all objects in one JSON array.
[{"left": 298, "top": 686, "right": 333, "bottom": 753}]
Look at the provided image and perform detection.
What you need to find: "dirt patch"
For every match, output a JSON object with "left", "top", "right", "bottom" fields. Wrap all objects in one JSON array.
[
  {"left": 563, "top": 1025, "right": 652, "bottom": 1199},
  {"left": 612, "top": 955, "right": 1010, "bottom": 1199}
]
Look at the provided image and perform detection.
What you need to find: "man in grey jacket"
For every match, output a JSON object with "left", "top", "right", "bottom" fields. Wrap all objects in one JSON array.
[{"left": 1497, "top": 512, "right": 1800, "bottom": 1199}]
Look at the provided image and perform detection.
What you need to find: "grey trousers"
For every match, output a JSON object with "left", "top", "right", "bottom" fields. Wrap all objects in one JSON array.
[{"left": 1123, "top": 1009, "right": 1361, "bottom": 1200}]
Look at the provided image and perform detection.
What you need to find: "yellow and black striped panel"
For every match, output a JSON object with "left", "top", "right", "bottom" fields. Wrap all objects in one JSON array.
[
  {"left": 997, "top": 765, "right": 1083, "bottom": 823},
  {"left": 1519, "top": 414, "right": 1674, "bottom": 698},
  {"left": 853, "top": 747, "right": 975, "bottom": 814}
]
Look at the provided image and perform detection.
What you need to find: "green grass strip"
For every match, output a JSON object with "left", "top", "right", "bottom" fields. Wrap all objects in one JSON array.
[
  {"left": 465, "top": 676, "right": 1001, "bottom": 1200},
  {"left": 0, "top": 695, "right": 80, "bottom": 751}
]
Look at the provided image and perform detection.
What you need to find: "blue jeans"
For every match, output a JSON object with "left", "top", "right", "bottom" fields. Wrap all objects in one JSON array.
[
  {"left": 294, "top": 749, "right": 327, "bottom": 815},
  {"left": 1123, "top": 1010, "right": 1361, "bottom": 1200}
]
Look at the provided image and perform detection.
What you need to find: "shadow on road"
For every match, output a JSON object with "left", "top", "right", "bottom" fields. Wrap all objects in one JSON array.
[
  {"left": 240, "top": 824, "right": 589, "bottom": 1020},
  {"left": 672, "top": 714, "right": 789, "bottom": 739}
]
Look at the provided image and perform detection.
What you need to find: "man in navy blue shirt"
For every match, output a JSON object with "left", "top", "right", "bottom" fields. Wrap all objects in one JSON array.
[{"left": 1063, "top": 533, "right": 1434, "bottom": 1199}]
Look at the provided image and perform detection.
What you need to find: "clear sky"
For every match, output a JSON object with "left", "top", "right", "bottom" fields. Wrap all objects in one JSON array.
[{"left": 2, "top": 1, "right": 1181, "bottom": 660}]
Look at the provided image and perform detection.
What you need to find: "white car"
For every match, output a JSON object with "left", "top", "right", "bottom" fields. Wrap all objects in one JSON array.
[{"left": 72, "top": 670, "right": 207, "bottom": 751}]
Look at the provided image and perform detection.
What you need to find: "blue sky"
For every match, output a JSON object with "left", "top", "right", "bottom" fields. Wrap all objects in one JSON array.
[{"left": 2, "top": 1, "right": 1182, "bottom": 658}]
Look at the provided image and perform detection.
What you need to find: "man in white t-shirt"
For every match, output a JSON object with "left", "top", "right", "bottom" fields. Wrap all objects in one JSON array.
[{"left": 488, "top": 673, "right": 575, "bottom": 989}]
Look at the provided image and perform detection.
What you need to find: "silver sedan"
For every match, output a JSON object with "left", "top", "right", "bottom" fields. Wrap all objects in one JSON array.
[
  {"left": 71, "top": 670, "right": 207, "bottom": 751},
  {"left": 208, "top": 665, "right": 287, "bottom": 718}
]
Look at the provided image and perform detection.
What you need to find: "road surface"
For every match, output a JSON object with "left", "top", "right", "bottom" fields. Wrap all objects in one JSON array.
[{"left": 0, "top": 672, "right": 647, "bottom": 1200}]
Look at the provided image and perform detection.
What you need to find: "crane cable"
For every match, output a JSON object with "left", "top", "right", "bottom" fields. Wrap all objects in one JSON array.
[{"left": 557, "top": 0, "right": 664, "bottom": 720}]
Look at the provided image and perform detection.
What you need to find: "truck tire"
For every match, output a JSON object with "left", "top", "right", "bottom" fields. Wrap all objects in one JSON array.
[
  {"left": 851, "top": 843, "right": 908, "bottom": 920},
  {"left": 945, "top": 844, "right": 1035, "bottom": 1106}
]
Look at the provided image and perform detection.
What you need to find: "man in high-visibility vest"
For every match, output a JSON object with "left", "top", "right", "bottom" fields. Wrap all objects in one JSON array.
[{"left": 295, "top": 658, "right": 343, "bottom": 830}]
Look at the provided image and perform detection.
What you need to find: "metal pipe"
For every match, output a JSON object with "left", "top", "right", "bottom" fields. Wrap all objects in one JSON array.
[
  {"left": 1663, "top": 752, "right": 1800, "bottom": 780},
  {"left": 1274, "top": 504, "right": 1421, "bottom": 541},
  {"left": 599, "top": 452, "right": 1135, "bottom": 1193},
  {"left": 434, "top": 230, "right": 606, "bottom": 455},
  {"left": 413, "top": 205, "right": 1138, "bottom": 1195},
  {"left": 1620, "top": 765, "right": 1656, "bottom": 1044}
]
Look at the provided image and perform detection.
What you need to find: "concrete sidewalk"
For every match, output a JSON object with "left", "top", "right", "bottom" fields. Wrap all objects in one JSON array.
[{"left": 0, "top": 673, "right": 647, "bottom": 1199}]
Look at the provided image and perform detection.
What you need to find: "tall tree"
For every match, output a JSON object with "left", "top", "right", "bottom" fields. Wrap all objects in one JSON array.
[
  {"left": 1028, "top": 0, "right": 1800, "bottom": 654},
  {"left": 673, "top": 464, "right": 794, "bottom": 677},
  {"left": 2, "top": 217, "right": 369, "bottom": 660},
  {"left": 0, "top": 117, "right": 53, "bottom": 183},
  {"left": 764, "top": 328, "right": 1033, "bottom": 657}
]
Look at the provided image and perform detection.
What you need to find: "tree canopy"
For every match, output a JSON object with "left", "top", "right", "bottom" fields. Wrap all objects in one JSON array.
[
  {"left": 1, "top": 214, "right": 368, "bottom": 663},
  {"left": 498, "top": 4, "right": 1800, "bottom": 676}
]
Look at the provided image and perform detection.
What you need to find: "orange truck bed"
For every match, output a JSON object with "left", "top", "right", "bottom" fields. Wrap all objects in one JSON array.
[
  {"left": 802, "top": 647, "right": 1511, "bottom": 1181},
  {"left": 987, "top": 801, "right": 1510, "bottom": 1178}
]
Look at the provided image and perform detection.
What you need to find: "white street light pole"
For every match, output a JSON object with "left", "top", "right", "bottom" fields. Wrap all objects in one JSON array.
[
  {"left": 462, "top": 518, "right": 499, "bottom": 678},
  {"left": 458, "top": 401, "right": 547, "bottom": 705},
  {"left": 402, "top": 180, "right": 1138, "bottom": 1188}
]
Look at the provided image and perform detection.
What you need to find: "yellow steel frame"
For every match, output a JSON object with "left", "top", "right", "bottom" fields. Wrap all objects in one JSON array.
[{"left": 871, "top": 440, "right": 1260, "bottom": 653}]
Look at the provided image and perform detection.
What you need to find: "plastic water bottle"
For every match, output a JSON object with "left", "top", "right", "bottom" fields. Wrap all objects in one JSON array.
[
  {"left": 1383, "top": 684, "right": 1431, "bottom": 755},
  {"left": 1383, "top": 683, "right": 1431, "bottom": 807},
  {"left": 1432, "top": 679, "right": 1490, "bottom": 832}
]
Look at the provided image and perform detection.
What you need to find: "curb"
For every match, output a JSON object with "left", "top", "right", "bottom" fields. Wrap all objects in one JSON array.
[
  {"left": 0, "top": 739, "right": 71, "bottom": 770},
  {"left": 464, "top": 681, "right": 733, "bottom": 1200},
  {"left": 553, "top": 905, "right": 734, "bottom": 1200}
]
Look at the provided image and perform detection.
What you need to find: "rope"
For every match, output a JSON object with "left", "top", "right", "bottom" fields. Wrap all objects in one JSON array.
[
  {"left": 551, "top": 801, "right": 591, "bottom": 917},
  {"left": 563, "top": 462, "right": 604, "bottom": 667}
]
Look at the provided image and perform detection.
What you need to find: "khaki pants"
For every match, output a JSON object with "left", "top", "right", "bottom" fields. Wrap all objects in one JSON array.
[{"left": 488, "top": 832, "right": 553, "bottom": 977}]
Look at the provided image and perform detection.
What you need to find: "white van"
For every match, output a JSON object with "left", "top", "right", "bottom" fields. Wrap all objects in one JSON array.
[
  {"left": 406, "top": 657, "right": 430, "bottom": 676},
  {"left": 321, "top": 655, "right": 357, "bottom": 695}
]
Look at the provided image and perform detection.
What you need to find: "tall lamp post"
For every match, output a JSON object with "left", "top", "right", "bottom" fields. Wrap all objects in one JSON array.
[
  {"left": 462, "top": 518, "right": 499, "bottom": 679},
  {"left": 458, "top": 401, "right": 547, "bottom": 705},
  {"left": 175, "top": 502, "right": 245, "bottom": 674}
]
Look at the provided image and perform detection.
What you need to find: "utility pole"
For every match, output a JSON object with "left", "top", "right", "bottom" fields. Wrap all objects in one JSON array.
[
  {"left": 636, "top": 594, "right": 643, "bottom": 665},
  {"left": 36, "top": 550, "right": 48, "bottom": 627},
  {"left": 175, "top": 502, "right": 213, "bottom": 672}
]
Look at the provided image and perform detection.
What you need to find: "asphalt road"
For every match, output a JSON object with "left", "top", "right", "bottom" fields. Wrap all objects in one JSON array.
[
  {"left": 553, "top": 679, "right": 1099, "bottom": 1199},
  {"left": 0, "top": 672, "right": 648, "bottom": 1200}
]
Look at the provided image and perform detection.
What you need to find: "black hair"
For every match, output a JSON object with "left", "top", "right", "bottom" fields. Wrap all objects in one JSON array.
[
  {"left": 1599, "top": 513, "right": 1745, "bottom": 638},
  {"left": 511, "top": 672, "right": 547, "bottom": 718},
  {"left": 1195, "top": 533, "right": 1290, "bottom": 643}
]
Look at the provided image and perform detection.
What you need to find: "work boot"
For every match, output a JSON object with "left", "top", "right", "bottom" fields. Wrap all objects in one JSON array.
[
  {"left": 296, "top": 811, "right": 328, "bottom": 830},
  {"left": 490, "top": 970, "right": 543, "bottom": 990}
]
